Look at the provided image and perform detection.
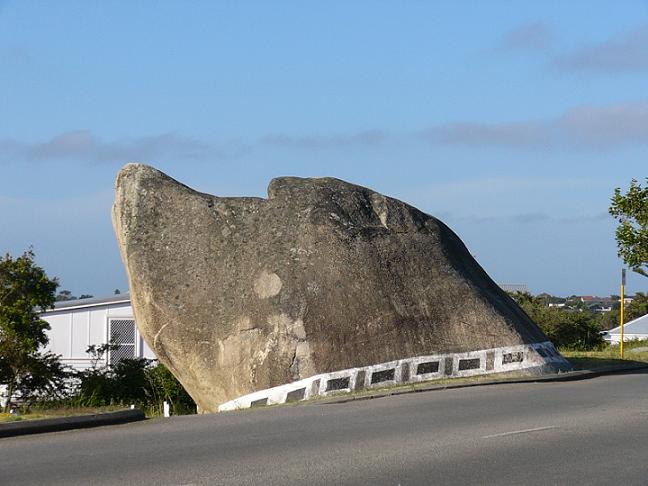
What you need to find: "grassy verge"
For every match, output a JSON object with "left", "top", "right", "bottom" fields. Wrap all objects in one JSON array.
[
  {"left": 297, "top": 369, "right": 571, "bottom": 408},
  {"left": 7, "top": 344, "right": 648, "bottom": 420},
  {"left": 311, "top": 346, "right": 648, "bottom": 406},
  {"left": 0, "top": 405, "right": 126, "bottom": 424},
  {"left": 561, "top": 340, "right": 648, "bottom": 370},
  {"left": 0, "top": 402, "right": 196, "bottom": 423}
]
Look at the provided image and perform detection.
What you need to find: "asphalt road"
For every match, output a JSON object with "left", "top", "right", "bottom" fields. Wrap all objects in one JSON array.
[{"left": 3, "top": 370, "right": 648, "bottom": 485}]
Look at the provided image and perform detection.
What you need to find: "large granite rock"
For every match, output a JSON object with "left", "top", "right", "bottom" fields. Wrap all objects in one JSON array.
[{"left": 113, "top": 164, "right": 550, "bottom": 412}]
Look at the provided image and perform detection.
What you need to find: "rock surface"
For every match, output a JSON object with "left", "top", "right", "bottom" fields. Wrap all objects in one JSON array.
[{"left": 113, "top": 164, "right": 550, "bottom": 412}]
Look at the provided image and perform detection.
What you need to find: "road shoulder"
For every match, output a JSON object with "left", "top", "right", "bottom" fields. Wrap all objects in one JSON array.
[{"left": 0, "top": 409, "right": 145, "bottom": 439}]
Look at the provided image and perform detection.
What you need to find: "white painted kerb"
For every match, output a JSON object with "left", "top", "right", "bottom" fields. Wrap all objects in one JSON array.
[{"left": 218, "top": 341, "right": 568, "bottom": 412}]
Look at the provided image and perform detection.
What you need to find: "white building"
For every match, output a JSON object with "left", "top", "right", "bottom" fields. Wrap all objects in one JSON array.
[
  {"left": 602, "top": 313, "right": 648, "bottom": 344},
  {"left": 41, "top": 294, "right": 156, "bottom": 371}
]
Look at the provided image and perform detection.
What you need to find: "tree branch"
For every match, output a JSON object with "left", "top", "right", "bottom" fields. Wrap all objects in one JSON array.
[{"left": 632, "top": 266, "right": 648, "bottom": 278}]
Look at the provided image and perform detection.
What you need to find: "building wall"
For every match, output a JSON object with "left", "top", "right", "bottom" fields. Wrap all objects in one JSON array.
[
  {"left": 42, "top": 302, "right": 156, "bottom": 371},
  {"left": 604, "top": 333, "right": 648, "bottom": 345}
]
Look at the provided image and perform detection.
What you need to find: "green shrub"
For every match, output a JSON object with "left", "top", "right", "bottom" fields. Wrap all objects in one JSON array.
[
  {"left": 510, "top": 292, "right": 605, "bottom": 350},
  {"left": 72, "top": 359, "right": 195, "bottom": 415},
  {"left": 143, "top": 363, "right": 195, "bottom": 416},
  {"left": 539, "top": 310, "right": 605, "bottom": 351}
]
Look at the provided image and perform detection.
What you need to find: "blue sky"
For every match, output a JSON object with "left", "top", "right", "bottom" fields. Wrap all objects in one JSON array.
[{"left": 1, "top": 1, "right": 647, "bottom": 297}]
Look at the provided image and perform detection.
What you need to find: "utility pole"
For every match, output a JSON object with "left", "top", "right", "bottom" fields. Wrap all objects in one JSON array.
[{"left": 620, "top": 269, "right": 626, "bottom": 358}]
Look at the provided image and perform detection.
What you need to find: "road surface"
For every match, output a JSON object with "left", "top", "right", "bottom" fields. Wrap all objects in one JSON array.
[{"left": 3, "top": 370, "right": 648, "bottom": 485}]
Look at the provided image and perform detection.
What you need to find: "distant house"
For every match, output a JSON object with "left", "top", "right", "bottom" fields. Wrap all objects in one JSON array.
[
  {"left": 587, "top": 302, "right": 612, "bottom": 313},
  {"left": 41, "top": 293, "right": 155, "bottom": 372},
  {"left": 573, "top": 296, "right": 615, "bottom": 313},
  {"left": 602, "top": 314, "right": 648, "bottom": 344}
]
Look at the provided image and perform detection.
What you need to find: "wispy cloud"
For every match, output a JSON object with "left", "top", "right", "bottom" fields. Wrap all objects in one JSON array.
[
  {"left": 4, "top": 99, "right": 648, "bottom": 166},
  {"left": 510, "top": 212, "right": 551, "bottom": 224},
  {"left": 1, "top": 44, "right": 33, "bottom": 64},
  {"left": 408, "top": 176, "right": 611, "bottom": 228},
  {"left": 554, "top": 23, "right": 648, "bottom": 72},
  {"left": 510, "top": 211, "right": 609, "bottom": 225},
  {"left": 1, "top": 130, "right": 248, "bottom": 163},
  {"left": 260, "top": 130, "right": 386, "bottom": 149},
  {"left": 498, "top": 22, "right": 648, "bottom": 74},
  {"left": 557, "top": 212, "right": 609, "bottom": 224},
  {"left": 1, "top": 129, "right": 388, "bottom": 165},
  {"left": 422, "top": 100, "right": 648, "bottom": 150},
  {"left": 413, "top": 176, "right": 607, "bottom": 206},
  {"left": 498, "top": 22, "right": 553, "bottom": 52},
  {"left": 446, "top": 211, "right": 610, "bottom": 226},
  {"left": 424, "top": 120, "right": 552, "bottom": 148},
  {"left": 559, "top": 102, "right": 648, "bottom": 148}
]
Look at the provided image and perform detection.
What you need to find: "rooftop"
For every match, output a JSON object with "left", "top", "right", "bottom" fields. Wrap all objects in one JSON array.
[
  {"left": 43, "top": 293, "right": 131, "bottom": 313},
  {"left": 605, "top": 313, "right": 648, "bottom": 336}
]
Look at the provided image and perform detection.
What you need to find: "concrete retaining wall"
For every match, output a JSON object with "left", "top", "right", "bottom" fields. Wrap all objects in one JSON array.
[{"left": 218, "top": 341, "right": 569, "bottom": 411}]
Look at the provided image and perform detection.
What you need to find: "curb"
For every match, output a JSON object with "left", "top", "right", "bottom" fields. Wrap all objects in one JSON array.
[
  {"left": 0, "top": 409, "right": 146, "bottom": 439},
  {"left": 319, "top": 362, "right": 648, "bottom": 405},
  {"left": 219, "top": 341, "right": 567, "bottom": 411}
]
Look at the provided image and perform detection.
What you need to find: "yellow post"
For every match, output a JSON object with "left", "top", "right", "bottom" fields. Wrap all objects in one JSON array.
[{"left": 620, "top": 269, "right": 626, "bottom": 358}]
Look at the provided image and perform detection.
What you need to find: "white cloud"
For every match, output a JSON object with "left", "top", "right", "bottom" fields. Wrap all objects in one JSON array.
[
  {"left": 1, "top": 129, "right": 389, "bottom": 165},
  {"left": 498, "top": 22, "right": 553, "bottom": 52},
  {"left": 1, "top": 130, "right": 248, "bottom": 164},
  {"left": 553, "top": 23, "right": 648, "bottom": 72},
  {"left": 423, "top": 120, "right": 551, "bottom": 148},
  {"left": 422, "top": 100, "right": 648, "bottom": 150},
  {"left": 4, "top": 100, "right": 648, "bottom": 169},
  {"left": 260, "top": 130, "right": 386, "bottom": 149}
]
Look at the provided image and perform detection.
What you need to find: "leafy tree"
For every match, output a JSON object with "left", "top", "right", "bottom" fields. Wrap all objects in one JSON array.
[
  {"left": 626, "top": 292, "right": 648, "bottom": 321},
  {"left": 536, "top": 293, "right": 566, "bottom": 305},
  {"left": 597, "top": 292, "right": 648, "bottom": 330},
  {"left": 13, "top": 352, "right": 67, "bottom": 408},
  {"left": 618, "top": 292, "right": 647, "bottom": 324},
  {"left": 510, "top": 292, "right": 604, "bottom": 350},
  {"left": 55, "top": 290, "right": 93, "bottom": 301},
  {"left": 540, "top": 311, "right": 604, "bottom": 350},
  {"left": 0, "top": 250, "right": 65, "bottom": 412},
  {"left": 597, "top": 309, "right": 620, "bottom": 331},
  {"left": 55, "top": 289, "right": 76, "bottom": 301},
  {"left": 610, "top": 178, "right": 648, "bottom": 278}
]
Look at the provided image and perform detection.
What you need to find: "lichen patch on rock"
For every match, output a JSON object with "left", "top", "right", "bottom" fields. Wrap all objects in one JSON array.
[{"left": 253, "top": 271, "right": 282, "bottom": 299}]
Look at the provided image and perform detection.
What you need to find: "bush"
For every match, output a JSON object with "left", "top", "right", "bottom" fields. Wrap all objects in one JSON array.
[
  {"left": 72, "top": 359, "right": 195, "bottom": 415},
  {"left": 539, "top": 310, "right": 605, "bottom": 351},
  {"left": 143, "top": 363, "right": 196, "bottom": 416},
  {"left": 511, "top": 292, "right": 605, "bottom": 350}
]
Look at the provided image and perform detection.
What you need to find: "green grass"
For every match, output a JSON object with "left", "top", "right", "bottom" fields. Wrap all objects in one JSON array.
[
  {"left": 0, "top": 401, "right": 195, "bottom": 423},
  {"left": 230, "top": 345, "right": 648, "bottom": 412},
  {"left": 305, "top": 369, "right": 564, "bottom": 406},
  {"left": 310, "top": 344, "right": 648, "bottom": 405},
  {"left": 561, "top": 339, "right": 648, "bottom": 370},
  {"left": 7, "top": 343, "right": 648, "bottom": 419},
  {"left": 0, "top": 405, "right": 126, "bottom": 424}
]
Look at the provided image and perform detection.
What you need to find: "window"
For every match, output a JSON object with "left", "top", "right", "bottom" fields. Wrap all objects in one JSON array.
[{"left": 109, "top": 319, "right": 136, "bottom": 365}]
